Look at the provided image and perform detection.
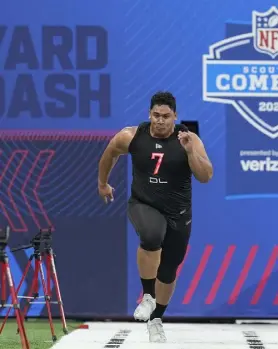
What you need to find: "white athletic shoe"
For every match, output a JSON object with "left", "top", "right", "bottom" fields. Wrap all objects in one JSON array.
[
  {"left": 147, "top": 318, "right": 167, "bottom": 343},
  {"left": 133, "top": 294, "right": 156, "bottom": 321}
]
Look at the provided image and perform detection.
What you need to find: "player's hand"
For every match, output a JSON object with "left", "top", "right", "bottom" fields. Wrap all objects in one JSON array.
[
  {"left": 98, "top": 183, "right": 115, "bottom": 204},
  {"left": 178, "top": 131, "right": 194, "bottom": 153}
]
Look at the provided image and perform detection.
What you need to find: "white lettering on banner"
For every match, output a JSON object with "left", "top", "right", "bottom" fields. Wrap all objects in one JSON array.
[
  {"left": 243, "top": 66, "right": 276, "bottom": 74},
  {"left": 216, "top": 74, "right": 278, "bottom": 91},
  {"left": 240, "top": 157, "right": 278, "bottom": 171},
  {"left": 259, "top": 101, "right": 278, "bottom": 112},
  {"left": 240, "top": 150, "right": 278, "bottom": 157},
  {"left": 240, "top": 150, "right": 272, "bottom": 156}
]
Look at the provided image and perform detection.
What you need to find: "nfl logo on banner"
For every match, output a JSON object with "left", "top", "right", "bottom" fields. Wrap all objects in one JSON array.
[{"left": 253, "top": 7, "right": 278, "bottom": 58}]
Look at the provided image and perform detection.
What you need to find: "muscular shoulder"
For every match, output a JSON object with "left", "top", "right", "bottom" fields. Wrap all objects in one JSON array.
[
  {"left": 116, "top": 126, "right": 137, "bottom": 144},
  {"left": 108, "top": 126, "right": 138, "bottom": 155},
  {"left": 120, "top": 126, "right": 138, "bottom": 138}
]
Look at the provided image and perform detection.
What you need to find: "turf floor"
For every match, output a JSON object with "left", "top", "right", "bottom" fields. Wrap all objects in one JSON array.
[{"left": 0, "top": 319, "right": 81, "bottom": 349}]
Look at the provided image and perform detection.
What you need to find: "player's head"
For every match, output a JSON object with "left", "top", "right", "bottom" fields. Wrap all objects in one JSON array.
[{"left": 149, "top": 91, "right": 177, "bottom": 137}]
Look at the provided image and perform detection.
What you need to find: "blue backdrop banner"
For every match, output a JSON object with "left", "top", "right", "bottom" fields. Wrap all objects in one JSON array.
[{"left": 0, "top": 0, "right": 278, "bottom": 319}]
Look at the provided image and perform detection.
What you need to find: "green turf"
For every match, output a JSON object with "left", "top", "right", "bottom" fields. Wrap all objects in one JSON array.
[{"left": 0, "top": 319, "right": 81, "bottom": 349}]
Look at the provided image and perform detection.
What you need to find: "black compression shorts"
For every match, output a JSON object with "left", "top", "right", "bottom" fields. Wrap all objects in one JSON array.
[{"left": 127, "top": 196, "right": 191, "bottom": 253}]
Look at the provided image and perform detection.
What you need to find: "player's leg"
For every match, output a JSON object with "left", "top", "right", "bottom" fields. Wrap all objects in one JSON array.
[
  {"left": 127, "top": 198, "right": 167, "bottom": 321},
  {"left": 147, "top": 216, "right": 191, "bottom": 342}
]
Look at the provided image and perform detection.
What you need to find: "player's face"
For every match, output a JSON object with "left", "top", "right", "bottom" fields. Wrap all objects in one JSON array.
[{"left": 149, "top": 105, "right": 177, "bottom": 138}]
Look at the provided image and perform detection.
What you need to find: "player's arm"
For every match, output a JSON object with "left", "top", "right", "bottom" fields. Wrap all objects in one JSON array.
[
  {"left": 187, "top": 133, "right": 213, "bottom": 183},
  {"left": 98, "top": 127, "right": 135, "bottom": 186}
]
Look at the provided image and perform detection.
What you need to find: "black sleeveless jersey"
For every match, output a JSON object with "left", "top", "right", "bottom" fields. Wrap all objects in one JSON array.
[{"left": 128, "top": 122, "right": 192, "bottom": 220}]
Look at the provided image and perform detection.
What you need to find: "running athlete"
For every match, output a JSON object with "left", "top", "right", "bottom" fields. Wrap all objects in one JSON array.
[{"left": 98, "top": 91, "right": 213, "bottom": 342}]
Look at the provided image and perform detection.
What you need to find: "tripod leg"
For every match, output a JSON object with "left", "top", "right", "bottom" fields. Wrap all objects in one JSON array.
[
  {"left": 33, "top": 258, "right": 39, "bottom": 299},
  {"left": 48, "top": 253, "right": 68, "bottom": 334},
  {"left": 0, "top": 259, "right": 32, "bottom": 335},
  {"left": 21, "top": 258, "right": 39, "bottom": 320},
  {"left": 38, "top": 258, "right": 57, "bottom": 342},
  {"left": 0, "top": 261, "right": 6, "bottom": 306},
  {"left": 0, "top": 261, "right": 7, "bottom": 335},
  {"left": 4, "top": 262, "right": 30, "bottom": 349},
  {"left": 46, "top": 254, "right": 52, "bottom": 297}
]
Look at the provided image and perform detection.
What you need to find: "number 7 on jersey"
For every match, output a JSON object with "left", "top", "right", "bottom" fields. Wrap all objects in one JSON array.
[{"left": 151, "top": 153, "right": 164, "bottom": 175}]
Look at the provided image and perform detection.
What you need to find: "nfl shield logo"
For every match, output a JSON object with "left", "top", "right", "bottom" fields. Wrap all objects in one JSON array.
[{"left": 253, "top": 6, "right": 278, "bottom": 58}]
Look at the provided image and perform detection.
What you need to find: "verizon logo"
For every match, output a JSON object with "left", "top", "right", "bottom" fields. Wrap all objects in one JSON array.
[{"left": 240, "top": 157, "right": 278, "bottom": 172}]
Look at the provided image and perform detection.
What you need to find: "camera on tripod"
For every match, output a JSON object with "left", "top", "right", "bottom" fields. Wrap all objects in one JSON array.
[
  {"left": 0, "top": 226, "right": 10, "bottom": 245},
  {"left": 11, "top": 227, "right": 53, "bottom": 254}
]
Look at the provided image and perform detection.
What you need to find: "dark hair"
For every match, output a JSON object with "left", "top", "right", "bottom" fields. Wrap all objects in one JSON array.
[{"left": 150, "top": 91, "right": 176, "bottom": 112}]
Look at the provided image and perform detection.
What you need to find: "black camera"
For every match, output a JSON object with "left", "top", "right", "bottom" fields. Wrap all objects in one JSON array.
[
  {"left": 0, "top": 226, "right": 10, "bottom": 244},
  {"left": 10, "top": 227, "right": 53, "bottom": 254}
]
